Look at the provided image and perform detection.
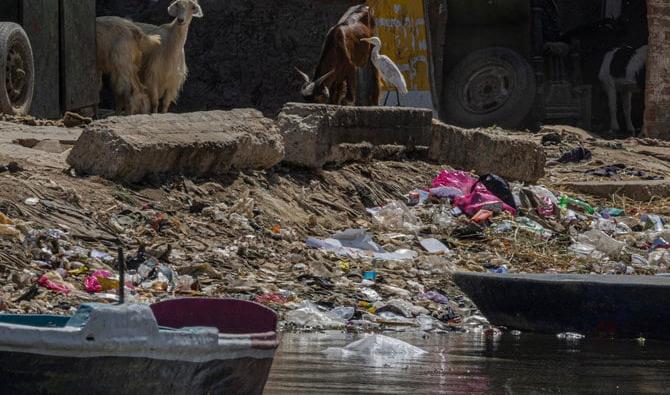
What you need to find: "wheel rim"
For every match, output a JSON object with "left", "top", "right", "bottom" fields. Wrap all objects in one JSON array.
[
  {"left": 460, "top": 64, "right": 515, "bottom": 115},
  {"left": 6, "top": 44, "right": 27, "bottom": 106}
]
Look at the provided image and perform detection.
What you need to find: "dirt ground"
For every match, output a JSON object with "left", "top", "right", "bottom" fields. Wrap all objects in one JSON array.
[{"left": 1, "top": 119, "right": 670, "bottom": 329}]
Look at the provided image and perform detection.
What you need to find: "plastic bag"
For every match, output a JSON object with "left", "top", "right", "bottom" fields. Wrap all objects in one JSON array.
[
  {"left": 323, "top": 335, "right": 427, "bottom": 358},
  {"left": 577, "top": 229, "right": 625, "bottom": 259},
  {"left": 367, "top": 201, "right": 422, "bottom": 232},
  {"left": 286, "top": 301, "right": 346, "bottom": 329},
  {"left": 306, "top": 229, "right": 417, "bottom": 261},
  {"left": 479, "top": 174, "right": 516, "bottom": 209},
  {"left": 432, "top": 170, "right": 478, "bottom": 193},
  {"left": 327, "top": 306, "right": 355, "bottom": 321},
  {"left": 421, "top": 290, "right": 449, "bottom": 304},
  {"left": 522, "top": 185, "right": 560, "bottom": 218},
  {"left": 433, "top": 170, "right": 516, "bottom": 216}
]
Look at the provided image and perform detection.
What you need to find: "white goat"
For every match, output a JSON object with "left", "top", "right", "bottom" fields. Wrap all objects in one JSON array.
[
  {"left": 96, "top": 16, "right": 161, "bottom": 114},
  {"left": 599, "top": 44, "right": 648, "bottom": 134},
  {"left": 138, "top": 0, "right": 203, "bottom": 113}
]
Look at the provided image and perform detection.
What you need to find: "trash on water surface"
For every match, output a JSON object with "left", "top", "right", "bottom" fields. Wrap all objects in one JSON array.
[
  {"left": 323, "top": 335, "right": 427, "bottom": 358},
  {"left": 556, "top": 332, "right": 585, "bottom": 341}
]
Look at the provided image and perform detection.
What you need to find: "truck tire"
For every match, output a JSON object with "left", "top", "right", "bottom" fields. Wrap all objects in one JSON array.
[
  {"left": 443, "top": 47, "right": 536, "bottom": 129},
  {"left": 0, "top": 23, "right": 34, "bottom": 115}
]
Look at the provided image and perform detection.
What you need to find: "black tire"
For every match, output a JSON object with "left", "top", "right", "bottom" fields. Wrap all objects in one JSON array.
[
  {"left": 443, "top": 47, "right": 536, "bottom": 129},
  {"left": 0, "top": 23, "right": 34, "bottom": 115}
]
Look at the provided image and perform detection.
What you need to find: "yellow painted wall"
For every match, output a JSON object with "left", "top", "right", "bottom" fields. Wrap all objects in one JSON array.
[{"left": 366, "top": 0, "right": 431, "bottom": 92}]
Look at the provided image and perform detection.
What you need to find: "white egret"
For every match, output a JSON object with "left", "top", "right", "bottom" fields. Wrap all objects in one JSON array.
[{"left": 361, "top": 36, "right": 408, "bottom": 106}]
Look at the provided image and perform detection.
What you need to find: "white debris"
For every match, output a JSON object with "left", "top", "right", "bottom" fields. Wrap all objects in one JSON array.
[
  {"left": 324, "top": 335, "right": 427, "bottom": 358},
  {"left": 285, "top": 301, "right": 346, "bottom": 329}
]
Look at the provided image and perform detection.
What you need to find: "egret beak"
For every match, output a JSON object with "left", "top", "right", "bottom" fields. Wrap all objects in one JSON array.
[{"left": 361, "top": 38, "right": 372, "bottom": 44}]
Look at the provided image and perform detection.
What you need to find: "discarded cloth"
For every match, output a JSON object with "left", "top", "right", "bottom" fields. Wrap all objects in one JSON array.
[
  {"left": 557, "top": 147, "right": 592, "bottom": 163},
  {"left": 432, "top": 171, "right": 515, "bottom": 216}
]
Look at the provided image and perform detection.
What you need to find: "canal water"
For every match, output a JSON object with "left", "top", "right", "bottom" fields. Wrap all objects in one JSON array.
[{"left": 265, "top": 331, "right": 670, "bottom": 394}]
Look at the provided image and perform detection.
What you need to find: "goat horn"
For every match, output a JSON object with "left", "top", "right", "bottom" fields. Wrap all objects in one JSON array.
[
  {"left": 315, "top": 69, "right": 335, "bottom": 86},
  {"left": 295, "top": 67, "right": 311, "bottom": 84}
]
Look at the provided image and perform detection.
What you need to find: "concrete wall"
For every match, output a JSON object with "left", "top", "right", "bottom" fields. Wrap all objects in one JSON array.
[
  {"left": 645, "top": 0, "right": 670, "bottom": 139},
  {"left": 96, "top": 0, "right": 359, "bottom": 116}
]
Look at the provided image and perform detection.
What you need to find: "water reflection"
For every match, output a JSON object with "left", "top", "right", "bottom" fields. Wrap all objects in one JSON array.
[{"left": 265, "top": 332, "right": 670, "bottom": 394}]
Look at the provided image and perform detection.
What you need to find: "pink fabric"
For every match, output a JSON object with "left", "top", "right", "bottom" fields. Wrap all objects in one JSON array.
[
  {"left": 38, "top": 275, "right": 71, "bottom": 295},
  {"left": 432, "top": 170, "right": 478, "bottom": 193},
  {"left": 84, "top": 270, "right": 112, "bottom": 293},
  {"left": 433, "top": 170, "right": 516, "bottom": 216}
]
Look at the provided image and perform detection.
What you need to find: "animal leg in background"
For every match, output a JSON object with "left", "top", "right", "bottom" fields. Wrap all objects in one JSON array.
[
  {"left": 622, "top": 91, "right": 634, "bottom": 133},
  {"left": 603, "top": 81, "right": 620, "bottom": 132},
  {"left": 344, "top": 66, "right": 357, "bottom": 105}
]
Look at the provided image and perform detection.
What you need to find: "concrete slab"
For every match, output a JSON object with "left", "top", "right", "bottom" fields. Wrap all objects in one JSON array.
[
  {"left": 563, "top": 180, "right": 670, "bottom": 201},
  {"left": 0, "top": 121, "right": 82, "bottom": 169},
  {"left": 67, "top": 110, "right": 284, "bottom": 183},
  {"left": 277, "top": 103, "right": 433, "bottom": 168},
  {"left": 429, "top": 121, "right": 546, "bottom": 182}
]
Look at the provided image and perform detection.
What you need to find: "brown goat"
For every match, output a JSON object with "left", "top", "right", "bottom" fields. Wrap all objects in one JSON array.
[{"left": 297, "top": 4, "right": 380, "bottom": 106}]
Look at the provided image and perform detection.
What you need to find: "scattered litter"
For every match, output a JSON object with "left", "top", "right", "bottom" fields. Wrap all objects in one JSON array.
[
  {"left": 285, "top": 301, "right": 346, "bottom": 329},
  {"left": 420, "top": 291, "right": 449, "bottom": 304},
  {"left": 306, "top": 228, "right": 417, "bottom": 261},
  {"left": 24, "top": 197, "right": 39, "bottom": 206},
  {"left": 367, "top": 201, "right": 422, "bottom": 232},
  {"left": 556, "top": 147, "right": 592, "bottom": 163},
  {"left": 38, "top": 272, "right": 74, "bottom": 295},
  {"left": 419, "top": 238, "right": 450, "bottom": 254}
]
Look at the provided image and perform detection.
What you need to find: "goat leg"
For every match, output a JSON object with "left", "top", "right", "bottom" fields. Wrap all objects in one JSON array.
[
  {"left": 149, "top": 89, "right": 160, "bottom": 114},
  {"left": 161, "top": 88, "right": 179, "bottom": 113},
  {"left": 604, "top": 83, "right": 620, "bottom": 132},
  {"left": 623, "top": 91, "right": 635, "bottom": 134},
  {"left": 114, "top": 93, "right": 125, "bottom": 115}
]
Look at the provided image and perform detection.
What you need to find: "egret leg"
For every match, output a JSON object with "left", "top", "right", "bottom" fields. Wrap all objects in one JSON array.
[
  {"left": 396, "top": 89, "right": 401, "bottom": 107},
  {"left": 383, "top": 91, "right": 390, "bottom": 106}
]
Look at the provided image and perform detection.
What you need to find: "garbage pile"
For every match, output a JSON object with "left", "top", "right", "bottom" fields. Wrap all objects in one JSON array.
[
  {"left": 284, "top": 169, "right": 670, "bottom": 332},
  {"left": 2, "top": 163, "right": 670, "bottom": 335}
]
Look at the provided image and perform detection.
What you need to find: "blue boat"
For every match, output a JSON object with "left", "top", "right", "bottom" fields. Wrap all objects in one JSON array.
[{"left": 0, "top": 298, "right": 279, "bottom": 394}]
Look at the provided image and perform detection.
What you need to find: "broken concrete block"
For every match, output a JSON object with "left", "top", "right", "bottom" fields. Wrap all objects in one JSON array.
[
  {"left": 277, "top": 103, "right": 433, "bottom": 168},
  {"left": 563, "top": 180, "right": 670, "bottom": 201},
  {"left": 32, "top": 140, "right": 70, "bottom": 154},
  {"left": 429, "top": 121, "right": 546, "bottom": 182},
  {"left": 67, "top": 110, "right": 284, "bottom": 183}
]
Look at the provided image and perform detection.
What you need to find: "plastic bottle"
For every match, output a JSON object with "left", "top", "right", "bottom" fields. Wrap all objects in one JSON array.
[
  {"left": 559, "top": 195, "right": 595, "bottom": 214},
  {"left": 642, "top": 214, "right": 665, "bottom": 232}
]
